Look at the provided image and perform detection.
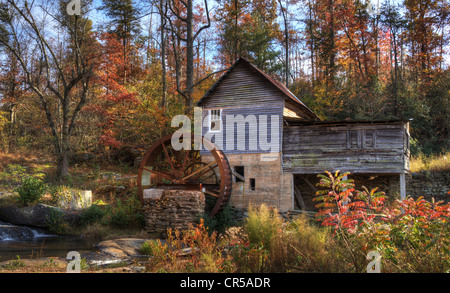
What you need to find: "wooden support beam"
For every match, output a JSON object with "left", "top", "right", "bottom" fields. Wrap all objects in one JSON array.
[
  {"left": 204, "top": 189, "right": 220, "bottom": 198},
  {"left": 294, "top": 185, "right": 306, "bottom": 210},
  {"left": 400, "top": 173, "right": 406, "bottom": 200},
  {"left": 231, "top": 169, "right": 245, "bottom": 182}
]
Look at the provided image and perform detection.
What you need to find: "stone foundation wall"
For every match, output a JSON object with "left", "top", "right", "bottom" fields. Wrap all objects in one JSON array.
[
  {"left": 405, "top": 171, "right": 450, "bottom": 202},
  {"left": 143, "top": 189, "right": 205, "bottom": 238},
  {"left": 353, "top": 172, "right": 450, "bottom": 203}
]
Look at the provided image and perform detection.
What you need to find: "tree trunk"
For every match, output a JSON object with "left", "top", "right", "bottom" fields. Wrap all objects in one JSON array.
[
  {"left": 185, "top": 0, "right": 194, "bottom": 115},
  {"left": 56, "top": 149, "right": 69, "bottom": 179},
  {"left": 160, "top": 0, "right": 167, "bottom": 109},
  {"left": 278, "top": 0, "right": 289, "bottom": 87},
  {"left": 327, "top": 0, "right": 335, "bottom": 86},
  {"left": 8, "top": 103, "right": 15, "bottom": 152},
  {"left": 309, "top": 0, "right": 315, "bottom": 87},
  {"left": 234, "top": 0, "right": 239, "bottom": 63}
]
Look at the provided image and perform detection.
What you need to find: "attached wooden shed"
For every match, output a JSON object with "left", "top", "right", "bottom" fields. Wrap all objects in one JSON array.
[
  {"left": 283, "top": 119, "right": 410, "bottom": 174},
  {"left": 196, "top": 58, "right": 410, "bottom": 211}
]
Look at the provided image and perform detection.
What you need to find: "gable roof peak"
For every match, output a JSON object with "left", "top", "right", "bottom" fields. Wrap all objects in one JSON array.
[{"left": 196, "top": 58, "right": 319, "bottom": 121}]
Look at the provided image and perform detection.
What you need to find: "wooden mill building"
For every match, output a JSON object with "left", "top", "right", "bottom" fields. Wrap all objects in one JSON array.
[{"left": 197, "top": 58, "right": 410, "bottom": 211}]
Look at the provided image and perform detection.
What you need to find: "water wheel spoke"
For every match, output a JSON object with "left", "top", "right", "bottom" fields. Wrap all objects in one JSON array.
[
  {"left": 180, "top": 161, "right": 217, "bottom": 182},
  {"left": 204, "top": 188, "right": 220, "bottom": 198},
  {"left": 145, "top": 168, "right": 176, "bottom": 181},
  {"left": 161, "top": 139, "right": 177, "bottom": 176},
  {"left": 180, "top": 149, "right": 191, "bottom": 175},
  {"left": 198, "top": 172, "right": 216, "bottom": 182}
]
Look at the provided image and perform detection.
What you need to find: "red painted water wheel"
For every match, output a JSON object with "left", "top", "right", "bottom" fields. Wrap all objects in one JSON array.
[{"left": 137, "top": 133, "right": 232, "bottom": 217}]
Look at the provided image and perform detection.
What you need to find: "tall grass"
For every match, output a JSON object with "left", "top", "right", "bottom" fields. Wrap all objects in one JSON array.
[
  {"left": 241, "top": 204, "right": 345, "bottom": 273},
  {"left": 285, "top": 216, "right": 345, "bottom": 272},
  {"left": 245, "top": 204, "right": 283, "bottom": 251},
  {"left": 410, "top": 151, "right": 450, "bottom": 172}
]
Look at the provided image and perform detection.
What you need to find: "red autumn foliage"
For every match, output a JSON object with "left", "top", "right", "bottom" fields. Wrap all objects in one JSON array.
[{"left": 313, "top": 171, "right": 450, "bottom": 234}]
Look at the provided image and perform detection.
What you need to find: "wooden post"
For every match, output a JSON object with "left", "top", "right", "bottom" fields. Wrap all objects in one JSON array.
[
  {"left": 399, "top": 173, "right": 406, "bottom": 200},
  {"left": 342, "top": 175, "right": 349, "bottom": 205}
]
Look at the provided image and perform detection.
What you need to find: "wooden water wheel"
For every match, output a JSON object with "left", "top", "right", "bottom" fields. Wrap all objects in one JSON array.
[{"left": 137, "top": 133, "right": 233, "bottom": 217}]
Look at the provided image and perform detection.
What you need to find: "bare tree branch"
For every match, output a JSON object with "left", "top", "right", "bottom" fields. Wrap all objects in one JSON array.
[
  {"left": 193, "top": 0, "right": 210, "bottom": 40},
  {"left": 167, "top": 0, "right": 187, "bottom": 22},
  {"left": 190, "top": 68, "right": 227, "bottom": 92}
]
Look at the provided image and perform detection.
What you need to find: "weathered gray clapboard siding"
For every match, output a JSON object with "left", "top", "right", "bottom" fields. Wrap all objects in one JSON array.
[
  {"left": 200, "top": 62, "right": 287, "bottom": 108},
  {"left": 200, "top": 104, "right": 283, "bottom": 155},
  {"left": 282, "top": 122, "right": 410, "bottom": 174}
]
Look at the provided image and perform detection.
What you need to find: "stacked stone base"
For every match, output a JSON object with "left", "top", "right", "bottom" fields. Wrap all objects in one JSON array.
[{"left": 143, "top": 189, "right": 205, "bottom": 239}]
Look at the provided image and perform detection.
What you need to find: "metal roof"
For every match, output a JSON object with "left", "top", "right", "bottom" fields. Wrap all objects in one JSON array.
[{"left": 283, "top": 116, "right": 412, "bottom": 126}]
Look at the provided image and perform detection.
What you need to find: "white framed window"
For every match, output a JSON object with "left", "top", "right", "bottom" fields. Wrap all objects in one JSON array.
[{"left": 208, "top": 109, "right": 222, "bottom": 132}]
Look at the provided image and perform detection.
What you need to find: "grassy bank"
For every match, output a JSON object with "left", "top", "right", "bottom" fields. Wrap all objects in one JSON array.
[{"left": 410, "top": 151, "right": 450, "bottom": 173}]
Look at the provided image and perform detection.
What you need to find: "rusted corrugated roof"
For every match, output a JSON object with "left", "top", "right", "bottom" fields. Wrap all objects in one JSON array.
[
  {"left": 196, "top": 58, "right": 319, "bottom": 120},
  {"left": 284, "top": 116, "right": 411, "bottom": 126}
]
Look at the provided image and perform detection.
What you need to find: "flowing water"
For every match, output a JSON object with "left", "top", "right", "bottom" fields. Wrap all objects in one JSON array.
[{"left": 0, "top": 221, "right": 98, "bottom": 262}]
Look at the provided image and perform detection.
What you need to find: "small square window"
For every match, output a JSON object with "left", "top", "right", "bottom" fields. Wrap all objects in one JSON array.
[
  {"left": 234, "top": 166, "right": 244, "bottom": 182},
  {"left": 364, "top": 130, "right": 375, "bottom": 148},
  {"left": 209, "top": 109, "right": 222, "bottom": 132},
  {"left": 348, "top": 130, "right": 359, "bottom": 149},
  {"left": 250, "top": 178, "right": 256, "bottom": 190}
]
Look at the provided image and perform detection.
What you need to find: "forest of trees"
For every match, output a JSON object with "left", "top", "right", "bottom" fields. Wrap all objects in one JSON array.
[{"left": 0, "top": 0, "right": 448, "bottom": 178}]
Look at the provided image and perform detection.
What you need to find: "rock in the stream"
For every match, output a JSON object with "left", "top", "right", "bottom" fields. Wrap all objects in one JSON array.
[
  {"left": 0, "top": 204, "right": 79, "bottom": 228},
  {"left": 79, "top": 238, "right": 149, "bottom": 267},
  {"left": 94, "top": 238, "right": 148, "bottom": 259}
]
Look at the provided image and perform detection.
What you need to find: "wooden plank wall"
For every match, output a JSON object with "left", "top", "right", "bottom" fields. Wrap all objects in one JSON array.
[
  {"left": 283, "top": 123, "right": 410, "bottom": 174},
  {"left": 201, "top": 104, "right": 283, "bottom": 155},
  {"left": 200, "top": 62, "right": 284, "bottom": 108}
]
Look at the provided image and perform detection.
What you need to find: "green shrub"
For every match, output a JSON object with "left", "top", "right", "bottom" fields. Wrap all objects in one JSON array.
[
  {"left": 108, "top": 197, "right": 144, "bottom": 229},
  {"left": 109, "top": 202, "right": 131, "bottom": 228},
  {"left": 15, "top": 176, "right": 46, "bottom": 206},
  {"left": 46, "top": 208, "right": 68, "bottom": 234},
  {"left": 79, "top": 204, "right": 108, "bottom": 226},
  {"left": 141, "top": 240, "right": 165, "bottom": 256},
  {"left": 202, "top": 205, "right": 234, "bottom": 234}
]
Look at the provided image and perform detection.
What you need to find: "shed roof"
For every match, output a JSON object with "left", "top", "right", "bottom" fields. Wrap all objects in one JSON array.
[{"left": 283, "top": 116, "right": 411, "bottom": 126}]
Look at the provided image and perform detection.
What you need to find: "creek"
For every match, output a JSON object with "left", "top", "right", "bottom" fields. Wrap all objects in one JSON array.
[{"left": 0, "top": 221, "right": 98, "bottom": 262}]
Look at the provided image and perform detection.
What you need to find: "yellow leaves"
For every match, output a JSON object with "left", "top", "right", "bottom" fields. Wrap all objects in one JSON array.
[{"left": 0, "top": 110, "right": 8, "bottom": 128}]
